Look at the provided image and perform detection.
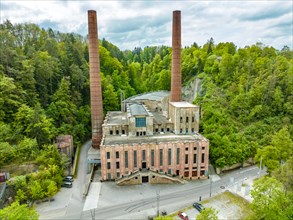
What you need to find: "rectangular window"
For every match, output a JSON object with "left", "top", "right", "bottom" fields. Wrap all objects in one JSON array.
[
  {"left": 116, "top": 162, "right": 120, "bottom": 169},
  {"left": 116, "top": 172, "right": 120, "bottom": 178},
  {"left": 116, "top": 130, "right": 119, "bottom": 135},
  {"left": 201, "top": 153, "right": 205, "bottom": 163},
  {"left": 186, "top": 128, "right": 188, "bottom": 133},
  {"left": 192, "top": 128, "right": 194, "bottom": 133},
  {"left": 176, "top": 148, "right": 180, "bottom": 165},
  {"left": 107, "top": 173, "right": 111, "bottom": 180},
  {"left": 155, "top": 128, "right": 159, "bottom": 132},
  {"left": 185, "top": 154, "right": 189, "bottom": 164},
  {"left": 167, "top": 128, "right": 170, "bottom": 132},
  {"left": 135, "top": 117, "right": 146, "bottom": 127},
  {"left": 193, "top": 154, "right": 197, "bottom": 163},
  {"left": 116, "top": 151, "right": 119, "bottom": 159},
  {"left": 134, "top": 150, "right": 137, "bottom": 168},
  {"left": 161, "top": 128, "right": 164, "bottom": 132},
  {"left": 160, "top": 149, "right": 163, "bottom": 166},
  {"left": 202, "top": 147, "right": 205, "bottom": 150},
  {"left": 168, "top": 148, "right": 171, "bottom": 165},
  {"left": 125, "top": 151, "right": 128, "bottom": 168},
  {"left": 186, "top": 117, "right": 189, "bottom": 123},
  {"left": 110, "top": 130, "right": 113, "bottom": 135},
  {"left": 180, "top": 128, "right": 182, "bottom": 133},
  {"left": 122, "top": 130, "right": 125, "bottom": 134},
  {"left": 151, "top": 149, "right": 155, "bottom": 166},
  {"left": 142, "top": 150, "right": 146, "bottom": 161},
  {"left": 107, "top": 162, "right": 111, "bottom": 169},
  {"left": 107, "top": 152, "right": 110, "bottom": 159},
  {"left": 192, "top": 116, "right": 195, "bottom": 122},
  {"left": 180, "top": 117, "right": 183, "bottom": 123}
]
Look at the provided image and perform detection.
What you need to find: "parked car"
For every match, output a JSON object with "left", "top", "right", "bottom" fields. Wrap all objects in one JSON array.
[
  {"left": 63, "top": 176, "right": 73, "bottom": 182},
  {"left": 61, "top": 181, "right": 72, "bottom": 188},
  {"left": 193, "top": 202, "right": 204, "bottom": 212},
  {"left": 178, "top": 211, "right": 188, "bottom": 220}
]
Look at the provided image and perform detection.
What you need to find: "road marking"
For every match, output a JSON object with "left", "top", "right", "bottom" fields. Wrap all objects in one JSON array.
[{"left": 239, "top": 167, "right": 258, "bottom": 173}]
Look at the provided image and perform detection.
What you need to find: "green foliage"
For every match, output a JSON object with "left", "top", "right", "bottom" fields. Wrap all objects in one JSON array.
[
  {"left": 249, "top": 176, "right": 292, "bottom": 220},
  {"left": 255, "top": 126, "right": 293, "bottom": 174},
  {"left": 8, "top": 145, "right": 63, "bottom": 202},
  {"left": 0, "top": 201, "right": 39, "bottom": 220},
  {"left": 195, "top": 42, "right": 293, "bottom": 168},
  {"left": 272, "top": 156, "right": 293, "bottom": 193},
  {"left": 0, "top": 138, "right": 38, "bottom": 167},
  {"left": 0, "top": 74, "right": 23, "bottom": 122},
  {"left": 154, "top": 215, "right": 173, "bottom": 220},
  {"left": 196, "top": 207, "right": 219, "bottom": 220}
]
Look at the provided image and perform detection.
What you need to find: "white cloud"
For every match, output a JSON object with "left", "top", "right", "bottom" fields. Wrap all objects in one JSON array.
[{"left": 1, "top": 0, "right": 292, "bottom": 50}]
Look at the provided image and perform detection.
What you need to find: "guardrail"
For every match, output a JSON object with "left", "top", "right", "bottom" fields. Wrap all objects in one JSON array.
[
  {"left": 83, "top": 164, "right": 95, "bottom": 197},
  {"left": 72, "top": 145, "right": 80, "bottom": 176}
]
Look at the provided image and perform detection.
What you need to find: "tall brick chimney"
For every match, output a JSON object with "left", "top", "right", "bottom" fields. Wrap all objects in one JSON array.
[
  {"left": 88, "top": 10, "right": 103, "bottom": 149},
  {"left": 170, "top": 10, "right": 181, "bottom": 102}
]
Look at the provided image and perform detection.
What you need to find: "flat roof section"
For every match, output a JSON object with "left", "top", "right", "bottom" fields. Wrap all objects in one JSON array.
[
  {"left": 169, "top": 101, "right": 198, "bottom": 108},
  {"left": 103, "top": 133, "right": 208, "bottom": 146},
  {"left": 152, "top": 112, "right": 171, "bottom": 125},
  {"left": 126, "top": 91, "right": 170, "bottom": 102},
  {"left": 128, "top": 103, "right": 148, "bottom": 116},
  {"left": 88, "top": 147, "right": 100, "bottom": 160},
  {"left": 106, "top": 111, "right": 128, "bottom": 125}
]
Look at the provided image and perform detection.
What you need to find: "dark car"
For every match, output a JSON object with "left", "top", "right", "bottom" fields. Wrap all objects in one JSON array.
[
  {"left": 61, "top": 181, "right": 72, "bottom": 188},
  {"left": 178, "top": 211, "right": 188, "bottom": 220},
  {"left": 193, "top": 202, "right": 204, "bottom": 212},
  {"left": 63, "top": 176, "right": 73, "bottom": 182}
]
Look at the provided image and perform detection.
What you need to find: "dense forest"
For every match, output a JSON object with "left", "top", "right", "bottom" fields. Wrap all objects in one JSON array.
[{"left": 0, "top": 20, "right": 292, "bottom": 217}]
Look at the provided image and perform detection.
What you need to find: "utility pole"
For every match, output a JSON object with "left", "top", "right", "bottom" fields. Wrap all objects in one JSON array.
[
  {"left": 120, "top": 90, "right": 125, "bottom": 112},
  {"left": 156, "top": 190, "right": 160, "bottom": 217},
  {"left": 209, "top": 175, "right": 212, "bottom": 197},
  {"left": 90, "top": 209, "right": 95, "bottom": 220},
  {"left": 259, "top": 156, "right": 262, "bottom": 177}
]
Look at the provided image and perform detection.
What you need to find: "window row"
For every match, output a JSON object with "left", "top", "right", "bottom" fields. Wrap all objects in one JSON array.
[
  {"left": 110, "top": 130, "right": 126, "bottom": 135},
  {"left": 154, "top": 127, "right": 171, "bottom": 133},
  {"left": 107, "top": 147, "right": 206, "bottom": 160},
  {"left": 180, "top": 128, "right": 195, "bottom": 133},
  {"left": 180, "top": 116, "right": 195, "bottom": 123},
  {"left": 106, "top": 150, "right": 205, "bottom": 170}
]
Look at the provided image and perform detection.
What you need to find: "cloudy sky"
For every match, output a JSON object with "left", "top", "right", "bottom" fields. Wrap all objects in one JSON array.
[{"left": 1, "top": 0, "right": 292, "bottom": 50}]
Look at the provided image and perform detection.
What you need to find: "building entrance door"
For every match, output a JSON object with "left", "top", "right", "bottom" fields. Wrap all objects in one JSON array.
[
  {"left": 142, "top": 161, "right": 147, "bottom": 169},
  {"left": 142, "top": 176, "right": 149, "bottom": 183}
]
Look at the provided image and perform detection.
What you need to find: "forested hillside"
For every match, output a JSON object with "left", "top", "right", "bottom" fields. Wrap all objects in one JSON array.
[{"left": 0, "top": 20, "right": 292, "bottom": 171}]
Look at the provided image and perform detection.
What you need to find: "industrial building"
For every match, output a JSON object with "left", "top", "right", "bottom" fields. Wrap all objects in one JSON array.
[{"left": 87, "top": 10, "right": 209, "bottom": 185}]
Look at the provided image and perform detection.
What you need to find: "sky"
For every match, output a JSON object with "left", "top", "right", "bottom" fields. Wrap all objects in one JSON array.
[{"left": 1, "top": 0, "right": 292, "bottom": 51}]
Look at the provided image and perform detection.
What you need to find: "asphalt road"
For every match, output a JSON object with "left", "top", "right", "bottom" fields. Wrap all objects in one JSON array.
[
  {"left": 65, "top": 141, "right": 91, "bottom": 217},
  {"left": 80, "top": 166, "right": 264, "bottom": 220}
]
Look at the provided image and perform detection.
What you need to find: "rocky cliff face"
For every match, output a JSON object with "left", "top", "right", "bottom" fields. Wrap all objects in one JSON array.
[{"left": 182, "top": 78, "right": 202, "bottom": 103}]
